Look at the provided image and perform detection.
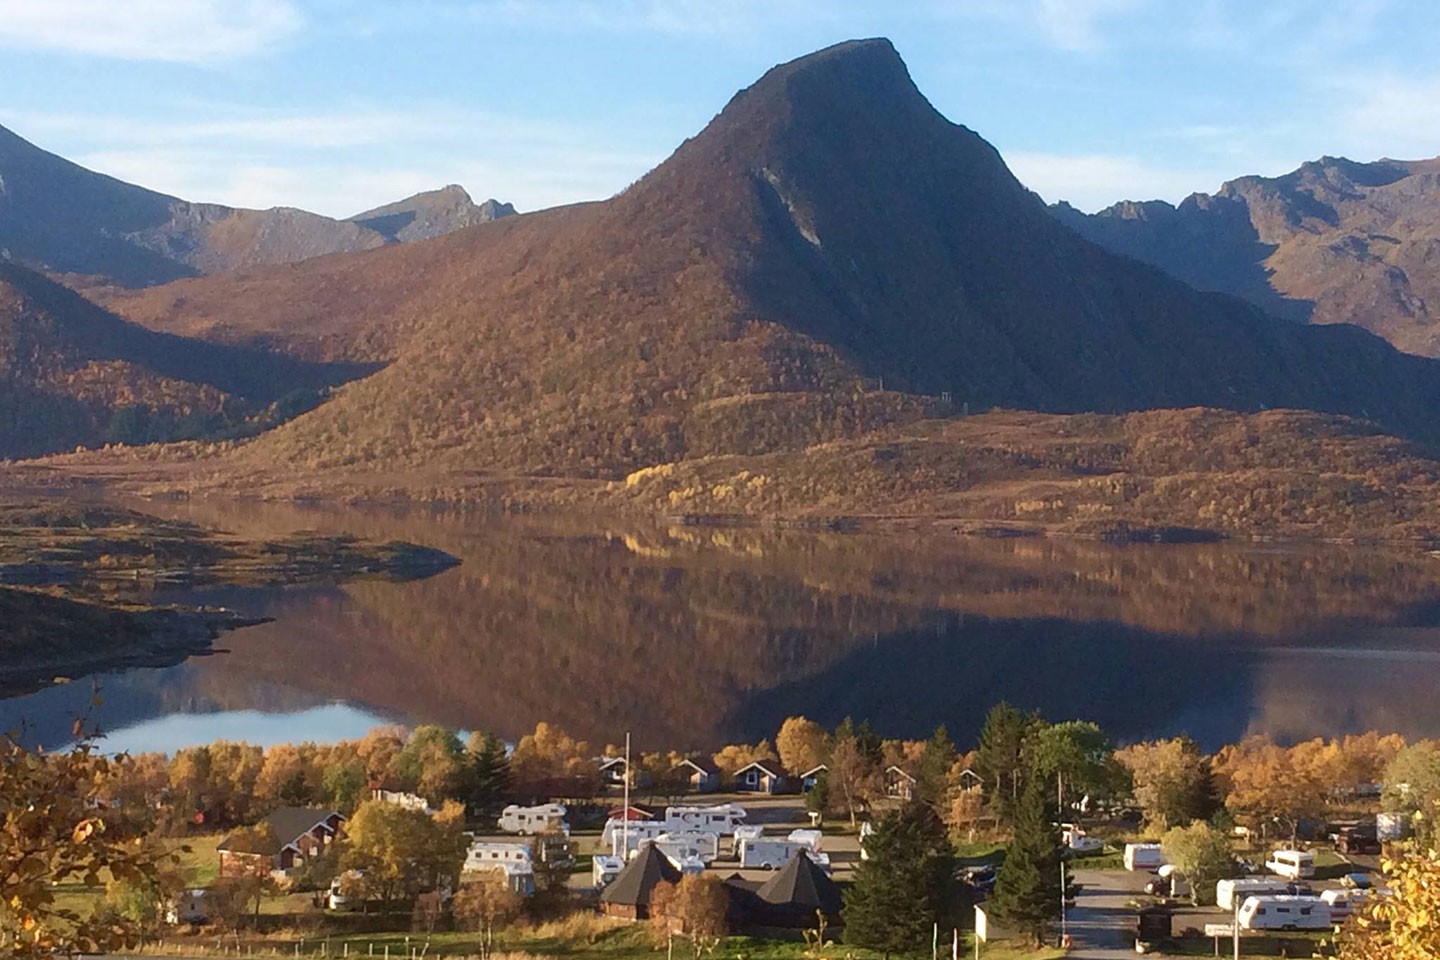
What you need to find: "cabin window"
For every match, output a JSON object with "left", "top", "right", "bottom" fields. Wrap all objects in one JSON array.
[{"left": 1301, "top": 908, "right": 1312, "bottom": 915}]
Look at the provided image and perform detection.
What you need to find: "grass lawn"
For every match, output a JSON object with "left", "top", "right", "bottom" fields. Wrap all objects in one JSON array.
[{"left": 47, "top": 831, "right": 225, "bottom": 920}]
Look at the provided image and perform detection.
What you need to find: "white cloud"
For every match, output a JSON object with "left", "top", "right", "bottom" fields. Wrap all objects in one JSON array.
[
  {"left": 457, "top": 0, "right": 831, "bottom": 35},
  {"left": 1333, "top": 73, "right": 1440, "bottom": 161},
  {"left": 1006, "top": 151, "right": 1224, "bottom": 210},
  {"left": 1030, "top": 0, "right": 1147, "bottom": 52},
  {"left": 0, "top": 0, "right": 301, "bottom": 63}
]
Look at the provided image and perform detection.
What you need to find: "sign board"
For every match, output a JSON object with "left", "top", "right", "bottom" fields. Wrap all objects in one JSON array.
[
  {"left": 1204, "top": 924, "right": 1240, "bottom": 937},
  {"left": 974, "top": 906, "right": 989, "bottom": 943}
]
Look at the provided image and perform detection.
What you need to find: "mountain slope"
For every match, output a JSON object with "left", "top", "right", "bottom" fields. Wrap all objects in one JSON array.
[
  {"left": 348, "top": 185, "right": 515, "bottom": 243},
  {"left": 0, "top": 262, "right": 372, "bottom": 457},
  {"left": 209, "top": 38, "right": 1440, "bottom": 477},
  {"left": 0, "top": 123, "right": 512, "bottom": 288},
  {"left": 1054, "top": 157, "right": 1440, "bottom": 356}
]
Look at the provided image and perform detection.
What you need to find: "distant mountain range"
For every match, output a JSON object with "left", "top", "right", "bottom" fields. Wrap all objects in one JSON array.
[
  {"left": 9, "top": 39, "right": 1440, "bottom": 540},
  {"left": 1054, "top": 157, "right": 1440, "bottom": 357},
  {"left": 0, "top": 123, "right": 514, "bottom": 288}
]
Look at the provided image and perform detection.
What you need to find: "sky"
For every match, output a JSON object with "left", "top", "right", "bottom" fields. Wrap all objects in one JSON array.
[{"left": 2, "top": 0, "right": 1439, "bottom": 217}]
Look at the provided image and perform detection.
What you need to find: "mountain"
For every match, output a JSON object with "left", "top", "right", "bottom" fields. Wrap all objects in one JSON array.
[
  {"left": 0, "top": 123, "right": 513, "bottom": 288},
  {"left": 348, "top": 185, "right": 515, "bottom": 243},
  {"left": 0, "top": 262, "right": 372, "bottom": 458},
  {"left": 1053, "top": 157, "right": 1440, "bottom": 357}
]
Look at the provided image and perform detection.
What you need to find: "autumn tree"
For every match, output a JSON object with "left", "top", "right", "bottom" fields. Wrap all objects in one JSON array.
[
  {"left": 711, "top": 739, "right": 777, "bottom": 777},
  {"left": 1115, "top": 737, "right": 1217, "bottom": 831},
  {"left": 510, "top": 722, "right": 593, "bottom": 793},
  {"left": 1213, "top": 736, "right": 1325, "bottom": 841},
  {"left": 776, "top": 716, "right": 830, "bottom": 777},
  {"left": 341, "top": 800, "right": 466, "bottom": 904},
  {"left": 1382, "top": 741, "right": 1440, "bottom": 843},
  {"left": 0, "top": 729, "right": 179, "bottom": 958},
  {"left": 843, "top": 803, "right": 956, "bottom": 958},
  {"left": 452, "top": 880, "right": 524, "bottom": 959},
  {"left": 1339, "top": 849, "right": 1440, "bottom": 960},
  {"left": 828, "top": 730, "right": 882, "bottom": 826},
  {"left": 1160, "top": 822, "right": 1234, "bottom": 905},
  {"left": 393, "top": 726, "right": 470, "bottom": 804},
  {"left": 651, "top": 874, "right": 729, "bottom": 959}
]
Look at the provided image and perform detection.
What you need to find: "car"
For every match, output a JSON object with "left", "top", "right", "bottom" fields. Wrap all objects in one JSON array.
[{"left": 1341, "top": 872, "right": 1374, "bottom": 890}]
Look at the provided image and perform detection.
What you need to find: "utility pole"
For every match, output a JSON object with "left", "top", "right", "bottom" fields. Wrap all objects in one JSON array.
[
  {"left": 620, "top": 731, "right": 631, "bottom": 859},
  {"left": 1233, "top": 892, "right": 1240, "bottom": 960}
]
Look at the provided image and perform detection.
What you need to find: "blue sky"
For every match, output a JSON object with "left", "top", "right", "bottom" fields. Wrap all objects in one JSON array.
[{"left": 2, "top": 0, "right": 1438, "bottom": 217}]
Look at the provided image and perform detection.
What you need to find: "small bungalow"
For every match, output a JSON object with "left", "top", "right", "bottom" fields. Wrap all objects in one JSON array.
[
  {"left": 734, "top": 759, "right": 794, "bottom": 795},
  {"left": 672, "top": 757, "right": 722, "bottom": 793},
  {"left": 800, "top": 765, "right": 828, "bottom": 792},
  {"left": 599, "top": 756, "right": 628, "bottom": 788},
  {"left": 599, "top": 843, "right": 682, "bottom": 920},
  {"left": 885, "top": 765, "right": 917, "bottom": 801},
  {"left": 957, "top": 768, "right": 983, "bottom": 792},
  {"left": 607, "top": 803, "right": 656, "bottom": 822},
  {"left": 217, "top": 807, "right": 345, "bottom": 877}
]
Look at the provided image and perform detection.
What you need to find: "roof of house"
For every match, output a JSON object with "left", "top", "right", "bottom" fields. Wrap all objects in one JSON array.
[
  {"left": 599, "top": 843, "right": 681, "bottom": 906},
  {"left": 736, "top": 758, "right": 789, "bottom": 778},
  {"left": 599, "top": 756, "right": 627, "bottom": 770},
  {"left": 886, "top": 764, "right": 917, "bottom": 781},
  {"left": 800, "top": 764, "right": 829, "bottom": 778},
  {"left": 754, "top": 851, "right": 842, "bottom": 913},
  {"left": 217, "top": 807, "right": 342, "bottom": 855},
  {"left": 674, "top": 756, "right": 721, "bottom": 775}
]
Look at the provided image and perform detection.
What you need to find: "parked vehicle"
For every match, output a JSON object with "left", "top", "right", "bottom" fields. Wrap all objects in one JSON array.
[
  {"left": 1321, "top": 888, "right": 1370, "bottom": 922},
  {"left": 328, "top": 871, "right": 365, "bottom": 911},
  {"left": 1216, "top": 878, "right": 1292, "bottom": 911},
  {"left": 733, "top": 823, "right": 765, "bottom": 857},
  {"left": 165, "top": 889, "right": 211, "bottom": 924},
  {"left": 787, "top": 828, "right": 823, "bottom": 852},
  {"left": 602, "top": 818, "right": 670, "bottom": 855},
  {"left": 663, "top": 804, "right": 748, "bottom": 835},
  {"left": 651, "top": 830, "right": 721, "bottom": 865},
  {"left": 1237, "top": 895, "right": 1331, "bottom": 931},
  {"left": 737, "top": 838, "right": 830, "bottom": 871},
  {"left": 1124, "top": 843, "right": 1166, "bottom": 872},
  {"left": 1377, "top": 811, "right": 1411, "bottom": 841},
  {"left": 464, "top": 840, "right": 533, "bottom": 874},
  {"left": 592, "top": 854, "right": 625, "bottom": 888},
  {"left": 1341, "top": 872, "right": 1374, "bottom": 890},
  {"left": 1060, "top": 824, "right": 1104, "bottom": 854},
  {"left": 498, "top": 803, "right": 569, "bottom": 836},
  {"left": 1264, "top": 849, "right": 1316, "bottom": 880}
]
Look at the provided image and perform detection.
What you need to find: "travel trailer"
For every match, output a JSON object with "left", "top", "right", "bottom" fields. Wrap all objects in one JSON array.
[
  {"left": 1217, "top": 878, "right": 1292, "bottom": 911},
  {"left": 652, "top": 830, "right": 721, "bottom": 864},
  {"left": 498, "top": 803, "right": 569, "bottom": 835},
  {"left": 464, "top": 841, "right": 533, "bottom": 874},
  {"left": 592, "top": 854, "right": 625, "bottom": 888},
  {"left": 1123, "top": 843, "right": 1166, "bottom": 871},
  {"left": 787, "top": 829, "right": 823, "bottom": 852},
  {"left": 602, "top": 818, "right": 671, "bottom": 855},
  {"left": 1321, "top": 888, "right": 1371, "bottom": 922},
  {"left": 663, "top": 804, "right": 748, "bottom": 835},
  {"left": 1265, "top": 849, "right": 1316, "bottom": 880},
  {"left": 1238, "top": 895, "right": 1331, "bottom": 931}
]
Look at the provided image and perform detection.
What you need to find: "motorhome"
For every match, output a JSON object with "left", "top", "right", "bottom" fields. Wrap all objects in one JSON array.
[
  {"left": 592, "top": 854, "right": 625, "bottom": 888},
  {"left": 1123, "top": 843, "right": 1166, "bottom": 871},
  {"left": 1217, "top": 878, "right": 1292, "bottom": 911},
  {"left": 653, "top": 830, "right": 721, "bottom": 864},
  {"left": 787, "top": 829, "right": 823, "bottom": 853},
  {"left": 602, "top": 818, "right": 670, "bottom": 855},
  {"left": 663, "top": 804, "right": 748, "bottom": 835},
  {"left": 732, "top": 823, "right": 764, "bottom": 857},
  {"left": 1265, "top": 849, "right": 1316, "bottom": 880},
  {"left": 464, "top": 841, "right": 533, "bottom": 874},
  {"left": 737, "top": 838, "right": 831, "bottom": 871},
  {"left": 498, "top": 803, "right": 569, "bottom": 836},
  {"left": 1238, "top": 895, "right": 1332, "bottom": 931}
]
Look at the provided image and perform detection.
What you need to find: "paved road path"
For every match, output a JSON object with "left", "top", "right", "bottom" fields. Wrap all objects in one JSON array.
[{"left": 1065, "top": 869, "right": 1140, "bottom": 959}]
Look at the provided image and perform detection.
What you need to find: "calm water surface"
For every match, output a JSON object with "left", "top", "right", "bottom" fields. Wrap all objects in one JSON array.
[{"left": 8, "top": 499, "right": 1440, "bottom": 753}]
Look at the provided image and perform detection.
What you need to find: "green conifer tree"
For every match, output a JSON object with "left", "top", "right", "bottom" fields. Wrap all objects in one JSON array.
[
  {"left": 987, "top": 776, "right": 1062, "bottom": 947},
  {"left": 843, "top": 803, "right": 956, "bottom": 958}
]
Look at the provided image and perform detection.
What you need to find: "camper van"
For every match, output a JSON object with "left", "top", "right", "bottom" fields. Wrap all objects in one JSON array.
[
  {"left": 464, "top": 841, "right": 533, "bottom": 874},
  {"left": 498, "top": 803, "right": 569, "bottom": 836},
  {"left": 1265, "top": 849, "right": 1316, "bottom": 880},
  {"left": 1216, "top": 878, "right": 1292, "bottom": 911},
  {"left": 653, "top": 830, "right": 721, "bottom": 864},
  {"left": 1237, "top": 895, "right": 1332, "bottom": 931},
  {"left": 787, "top": 829, "right": 823, "bottom": 853},
  {"left": 738, "top": 838, "right": 831, "bottom": 871},
  {"left": 663, "top": 804, "right": 748, "bottom": 835},
  {"left": 602, "top": 818, "right": 670, "bottom": 855},
  {"left": 1123, "top": 843, "right": 1166, "bottom": 871},
  {"left": 592, "top": 854, "right": 625, "bottom": 888}
]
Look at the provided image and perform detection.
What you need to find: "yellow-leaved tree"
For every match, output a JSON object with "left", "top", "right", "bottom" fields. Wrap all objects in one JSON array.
[
  {"left": 1339, "top": 849, "right": 1440, "bottom": 959},
  {"left": 1, "top": 727, "right": 175, "bottom": 957}
]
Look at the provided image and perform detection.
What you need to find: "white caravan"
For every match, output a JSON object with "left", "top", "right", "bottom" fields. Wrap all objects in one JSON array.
[
  {"left": 1217, "top": 878, "right": 1292, "bottom": 911},
  {"left": 738, "top": 838, "right": 831, "bottom": 871},
  {"left": 1321, "top": 888, "right": 1370, "bottom": 922},
  {"left": 1238, "top": 895, "right": 1331, "bottom": 931},
  {"left": 464, "top": 841, "right": 533, "bottom": 874},
  {"left": 1124, "top": 843, "right": 1166, "bottom": 871},
  {"left": 498, "top": 803, "right": 569, "bottom": 836},
  {"left": 653, "top": 830, "right": 721, "bottom": 864},
  {"left": 663, "top": 804, "right": 748, "bottom": 835},
  {"left": 1265, "top": 849, "right": 1316, "bottom": 880},
  {"left": 603, "top": 818, "right": 671, "bottom": 856},
  {"left": 787, "top": 829, "right": 823, "bottom": 853}
]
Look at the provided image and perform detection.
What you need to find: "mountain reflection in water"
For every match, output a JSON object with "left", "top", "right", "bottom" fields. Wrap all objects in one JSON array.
[{"left": 7, "top": 498, "right": 1440, "bottom": 753}]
